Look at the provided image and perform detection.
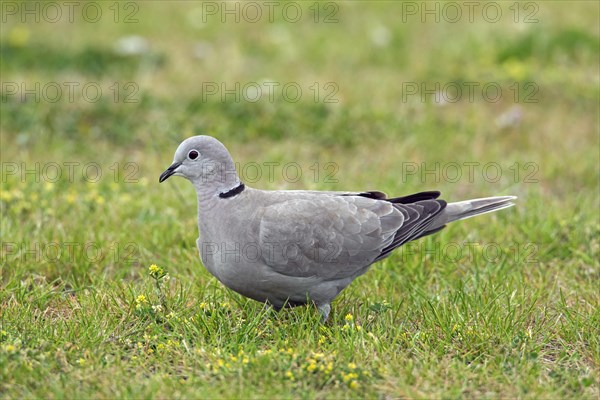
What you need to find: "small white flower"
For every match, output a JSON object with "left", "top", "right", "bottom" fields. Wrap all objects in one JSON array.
[
  {"left": 114, "top": 36, "right": 149, "bottom": 56},
  {"left": 152, "top": 304, "right": 163, "bottom": 313}
]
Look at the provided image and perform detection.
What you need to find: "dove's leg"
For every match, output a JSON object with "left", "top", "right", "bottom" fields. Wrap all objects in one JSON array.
[
  {"left": 265, "top": 301, "right": 281, "bottom": 313},
  {"left": 317, "top": 303, "right": 331, "bottom": 322}
]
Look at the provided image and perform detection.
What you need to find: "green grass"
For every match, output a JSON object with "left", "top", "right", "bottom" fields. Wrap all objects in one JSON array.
[{"left": 1, "top": 1, "right": 599, "bottom": 398}]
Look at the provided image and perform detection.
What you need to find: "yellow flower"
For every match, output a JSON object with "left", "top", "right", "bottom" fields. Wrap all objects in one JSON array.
[
  {"left": 135, "top": 295, "right": 148, "bottom": 310},
  {"left": 0, "top": 191, "right": 13, "bottom": 202},
  {"left": 307, "top": 362, "right": 317, "bottom": 372},
  {"left": 149, "top": 264, "right": 163, "bottom": 276},
  {"left": 66, "top": 192, "right": 77, "bottom": 204},
  {"left": 149, "top": 264, "right": 169, "bottom": 280},
  {"left": 136, "top": 295, "right": 148, "bottom": 304},
  {"left": 344, "top": 313, "right": 354, "bottom": 322},
  {"left": 149, "top": 264, "right": 160, "bottom": 273},
  {"left": 348, "top": 362, "right": 357, "bottom": 370},
  {"left": 8, "top": 26, "right": 30, "bottom": 47},
  {"left": 349, "top": 380, "right": 360, "bottom": 390},
  {"left": 77, "top": 358, "right": 86, "bottom": 366},
  {"left": 342, "top": 372, "right": 359, "bottom": 382},
  {"left": 3, "top": 344, "right": 16, "bottom": 353},
  {"left": 503, "top": 59, "right": 528, "bottom": 81},
  {"left": 285, "top": 371, "right": 294, "bottom": 380}
]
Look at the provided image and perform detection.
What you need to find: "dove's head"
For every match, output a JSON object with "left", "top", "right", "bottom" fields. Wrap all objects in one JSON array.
[{"left": 159, "top": 136, "right": 240, "bottom": 192}]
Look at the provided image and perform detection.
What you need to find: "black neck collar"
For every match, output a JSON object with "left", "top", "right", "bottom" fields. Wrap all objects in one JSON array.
[{"left": 219, "top": 182, "right": 245, "bottom": 199}]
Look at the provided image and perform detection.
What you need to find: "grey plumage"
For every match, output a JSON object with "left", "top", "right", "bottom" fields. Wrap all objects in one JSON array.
[{"left": 160, "top": 136, "right": 516, "bottom": 320}]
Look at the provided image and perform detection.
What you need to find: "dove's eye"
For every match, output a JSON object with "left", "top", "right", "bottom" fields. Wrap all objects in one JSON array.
[{"left": 188, "top": 150, "right": 199, "bottom": 160}]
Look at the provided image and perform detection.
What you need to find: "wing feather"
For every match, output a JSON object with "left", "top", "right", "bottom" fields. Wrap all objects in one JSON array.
[
  {"left": 257, "top": 191, "right": 447, "bottom": 279},
  {"left": 258, "top": 195, "right": 402, "bottom": 279}
]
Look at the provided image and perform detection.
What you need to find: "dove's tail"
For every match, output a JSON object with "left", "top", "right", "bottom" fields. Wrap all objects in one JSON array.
[{"left": 430, "top": 196, "right": 517, "bottom": 230}]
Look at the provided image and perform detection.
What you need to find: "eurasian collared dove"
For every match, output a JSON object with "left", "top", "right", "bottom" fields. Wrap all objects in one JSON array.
[{"left": 159, "top": 136, "right": 516, "bottom": 320}]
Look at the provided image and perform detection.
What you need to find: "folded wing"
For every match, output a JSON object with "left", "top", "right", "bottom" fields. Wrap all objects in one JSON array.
[{"left": 258, "top": 192, "right": 446, "bottom": 280}]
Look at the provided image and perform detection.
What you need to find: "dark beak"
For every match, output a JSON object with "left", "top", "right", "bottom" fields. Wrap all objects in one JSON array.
[{"left": 159, "top": 162, "right": 182, "bottom": 183}]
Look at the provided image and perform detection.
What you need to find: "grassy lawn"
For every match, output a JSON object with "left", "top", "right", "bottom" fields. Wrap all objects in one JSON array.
[{"left": 1, "top": 1, "right": 598, "bottom": 398}]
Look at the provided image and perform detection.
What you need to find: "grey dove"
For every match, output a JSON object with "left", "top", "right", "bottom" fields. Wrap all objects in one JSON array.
[{"left": 159, "top": 135, "right": 516, "bottom": 320}]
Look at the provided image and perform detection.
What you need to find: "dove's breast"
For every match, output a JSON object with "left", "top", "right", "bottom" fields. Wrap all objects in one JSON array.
[{"left": 193, "top": 188, "right": 363, "bottom": 308}]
